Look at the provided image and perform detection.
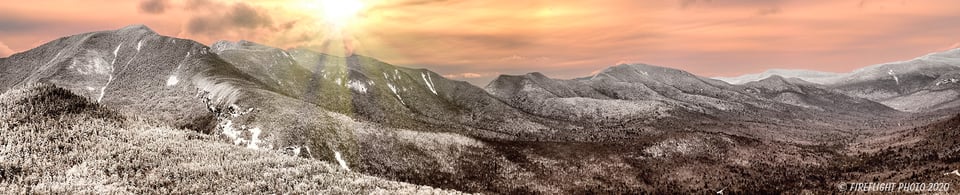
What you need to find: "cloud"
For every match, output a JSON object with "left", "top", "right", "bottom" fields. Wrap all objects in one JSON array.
[
  {"left": 0, "top": 41, "right": 14, "bottom": 57},
  {"left": 139, "top": 0, "right": 168, "bottom": 14},
  {"left": 375, "top": 0, "right": 452, "bottom": 8},
  {"left": 184, "top": 0, "right": 217, "bottom": 10},
  {"left": 756, "top": 7, "right": 781, "bottom": 16},
  {"left": 0, "top": 15, "right": 51, "bottom": 32},
  {"left": 185, "top": 3, "right": 273, "bottom": 35},
  {"left": 680, "top": 0, "right": 711, "bottom": 8}
]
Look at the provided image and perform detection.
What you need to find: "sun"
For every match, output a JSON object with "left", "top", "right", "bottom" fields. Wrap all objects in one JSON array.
[{"left": 319, "top": 0, "right": 364, "bottom": 27}]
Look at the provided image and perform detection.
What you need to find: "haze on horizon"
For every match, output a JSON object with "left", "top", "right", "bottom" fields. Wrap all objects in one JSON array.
[{"left": 1, "top": 0, "right": 959, "bottom": 85}]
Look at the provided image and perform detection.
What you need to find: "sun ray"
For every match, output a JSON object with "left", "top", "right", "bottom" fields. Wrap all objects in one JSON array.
[{"left": 318, "top": 0, "right": 364, "bottom": 28}]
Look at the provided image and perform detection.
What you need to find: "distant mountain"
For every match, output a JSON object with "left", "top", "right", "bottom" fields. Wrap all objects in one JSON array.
[
  {"left": 825, "top": 50, "right": 960, "bottom": 112},
  {"left": 741, "top": 75, "right": 895, "bottom": 115},
  {"left": 487, "top": 63, "right": 901, "bottom": 143},
  {"left": 714, "top": 69, "right": 844, "bottom": 85},
  {"left": 716, "top": 48, "right": 960, "bottom": 112}
]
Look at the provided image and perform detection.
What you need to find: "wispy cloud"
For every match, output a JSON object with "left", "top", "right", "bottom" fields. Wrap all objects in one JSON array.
[
  {"left": 756, "top": 7, "right": 781, "bottom": 16},
  {"left": 185, "top": 3, "right": 274, "bottom": 35},
  {"left": 139, "top": 0, "right": 169, "bottom": 14}
]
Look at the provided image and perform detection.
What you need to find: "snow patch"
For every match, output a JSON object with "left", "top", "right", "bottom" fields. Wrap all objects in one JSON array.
[
  {"left": 228, "top": 104, "right": 253, "bottom": 118},
  {"left": 421, "top": 72, "right": 438, "bottom": 95},
  {"left": 936, "top": 78, "right": 960, "bottom": 86},
  {"left": 334, "top": 150, "right": 350, "bottom": 171},
  {"left": 97, "top": 75, "right": 113, "bottom": 103},
  {"left": 69, "top": 54, "right": 111, "bottom": 75},
  {"left": 387, "top": 82, "right": 405, "bottom": 104},
  {"left": 247, "top": 127, "right": 262, "bottom": 149},
  {"left": 111, "top": 43, "right": 123, "bottom": 64},
  {"left": 284, "top": 146, "right": 303, "bottom": 156},
  {"left": 347, "top": 80, "right": 368, "bottom": 93},
  {"left": 945, "top": 170, "right": 960, "bottom": 177},
  {"left": 643, "top": 137, "right": 704, "bottom": 158},
  {"left": 136, "top": 40, "right": 143, "bottom": 51},
  {"left": 46, "top": 51, "right": 63, "bottom": 65},
  {"left": 166, "top": 75, "right": 179, "bottom": 86},
  {"left": 888, "top": 70, "right": 900, "bottom": 85},
  {"left": 220, "top": 120, "right": 244, "bottom": 145},
  {"left": 212, "top": 105, "right": 266, "bottom": 149},
  {"left": 112, "top": 43, "right": 122, "bottom": 56}
]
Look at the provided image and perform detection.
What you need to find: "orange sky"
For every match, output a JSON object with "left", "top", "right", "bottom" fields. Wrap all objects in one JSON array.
[{"left": 2, "top": 0, "right": 959, "bottom": 85}]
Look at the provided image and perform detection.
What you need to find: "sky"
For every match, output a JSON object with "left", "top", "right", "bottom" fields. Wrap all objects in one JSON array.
[{"left": 1, "top": 0, "right": 959, "bottom": 86}]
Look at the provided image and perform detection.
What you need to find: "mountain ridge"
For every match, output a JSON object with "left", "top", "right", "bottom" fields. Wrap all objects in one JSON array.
[{"left": 4, "top": 24, "right": 960, "bottom": 194}]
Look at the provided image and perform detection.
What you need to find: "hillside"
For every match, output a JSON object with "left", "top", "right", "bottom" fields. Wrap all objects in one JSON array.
[
  {"left": 0, "top": 25, "right": 362, "bottom": 168},
  {"left": 214, "top": 42, "right": 546, "bottom": 140},
  {"left": 0, "top": 84, "right": 458, "bottom": 194}
]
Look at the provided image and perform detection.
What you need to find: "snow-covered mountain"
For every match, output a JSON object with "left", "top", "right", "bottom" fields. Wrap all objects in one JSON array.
[
  {"left": 488, "top": 63, "right": 900, "bottom": 132},
  {"left": 714, "top": 69, "right": 844, "bottom": 84},
  {"left": 825, "top": 49, "right": 960, "bottom": 112},
  {"left": 716, "top": 48, "right": 960, "bottom": 112},
  {"left": 3, "top": 25, "right": 959, "bottom": 194},
  {"left": 0, "top": 25, "right": 359, "bottom": 165}
]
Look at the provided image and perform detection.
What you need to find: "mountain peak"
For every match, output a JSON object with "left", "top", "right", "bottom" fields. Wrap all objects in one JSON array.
[
  {"left": 211, "top": 40, "right": 275, "bottom": 53},
  {"left": 591, "top": 63, "right": 696, "bottom": 82},
  {"left": 118, "top": 24, "right": 156, "bottom": 34},
  {"left": 524, "top": 72, "right": 549, "bottom": 79},
  {"left": 754, "top": 75, "right": 791, "bottom": 85},
  {"left": 715, "top": 69, "right": 843, "bottom": 85}
]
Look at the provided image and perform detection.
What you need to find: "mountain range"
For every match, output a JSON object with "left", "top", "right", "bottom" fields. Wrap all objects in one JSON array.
[{"left": 2, "top": 25, "right": 959, "bottom": 193}]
